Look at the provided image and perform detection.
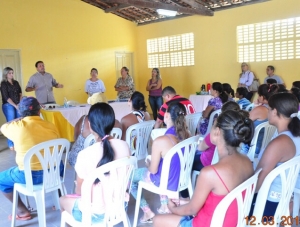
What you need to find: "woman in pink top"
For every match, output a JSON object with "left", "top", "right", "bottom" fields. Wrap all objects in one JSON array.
[
  {"left": 154, "top": 109, "right": 254, "bottom": 227},
  {"left": 146, "top": 68, "right": 163, "bottom": 120},
  {"left": 59, "top": 103, "right": 131, "bottom": 224}
]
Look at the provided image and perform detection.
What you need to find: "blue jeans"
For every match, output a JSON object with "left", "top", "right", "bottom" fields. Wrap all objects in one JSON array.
[
  {"left": 148, "top": 96, "right": 163, "bottom": 120},
  {"left": 72, "top": 200, "right": 104, "bottom": 224},
  {"left": 2, "top": 103, "right": 21, "bottom": 148},
  {"left": 0, "top": 166, "right": 43, "bottom": 193},
  {"left": 179, "top": 216, "right": 194, "bottom": 227}
]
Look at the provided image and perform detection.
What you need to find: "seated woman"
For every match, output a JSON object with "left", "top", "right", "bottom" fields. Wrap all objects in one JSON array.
[
  {"left": 153, "top": 109, "right": 254, "bottom": 227},
  {"left": 68, "top": 115, "right": 121, "bottom": 167},
  {"left": 222, "top": 83, "right": 235, "bottom": 101},
  {"left": 244, "top": 84, "right": 278, "bottom": 155},
  {"left": 130, "top": 102, "right": 190, "bottom": 223},
  {"left": 236, "top": 87, "right": 251, "bottom": 110},
  {"left": 198, "top": 82, "right": 228, "bottom": 135},
  {"left": 290, "top": 87, "right": 300, "bottom": 110},
  {"left": 121, "top": 91, "right": 151, "bottom": 140},
  {"left": 60, "top": 103, "right": 131, "bottom": 224},
  {"left": 250, "top": 93, "right": 300, "bottom": 217}
]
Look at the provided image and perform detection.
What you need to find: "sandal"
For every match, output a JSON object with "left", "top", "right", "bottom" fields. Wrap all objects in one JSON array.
[
  {"left": 140, "top": 217, "right": 153, "bottom": 224},
  {"left": 157, "top": 207, "right": 171, "bottom": 214},
  {"left": 8, "top": 214, "right": 32, "bottom": 221}
]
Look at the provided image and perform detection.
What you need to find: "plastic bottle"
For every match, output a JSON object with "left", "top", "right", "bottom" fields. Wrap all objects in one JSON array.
[
  {"left": 64, "top": 97, "right": 68, "bottom": 108},
  {"left": 207, "top": 83, "right": 211, "bottom": 92}
]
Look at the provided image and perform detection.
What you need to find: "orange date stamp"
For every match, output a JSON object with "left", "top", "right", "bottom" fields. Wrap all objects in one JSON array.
[{"left": 245, "top": 216, "right": 299, "bottom": 226}]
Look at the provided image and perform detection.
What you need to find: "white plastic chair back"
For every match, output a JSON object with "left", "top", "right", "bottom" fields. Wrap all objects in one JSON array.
[
  {"left": 132, "top": 135, "right": 199, "bottom": 227},
  {"left": 203, "top": 109, "right": 221, "bottom": 137},
  {"left": 245, "top": 103, "right": 254, "bottom": 111},
  {"left": 61, "top": 156, "right": 136, "bottom": 227},
  {"left": 12, "top": 139, "right": 70, "bottom": 227},
  {"left": 83, "top": 134, "right": 95, "bottom": 149},
  {"left": 23, "top": 138, "right": 70, "bottom": 192},
  {"left": 211, "top": 147, "right": 219, "bottom": 165},
  {"left": 252, "top": 156, "right": 300, "bottom": 225},
  {"left": 110, "top": 127, "right": 122, "bottom": 139},
  {"left": 185, "top": 112, "right": 202, "bottom": 136},
  {"left": 125, "top": 120, "right": 155, "bottom": 160},
  {"left": 66, "top": 100, "right": 79, "bottom": 106},
  {"left": 247, "top": 122, "right": 276, "bottom": 167},
  {"left": 210, "top": 169, "right": 262, "bottom": 227}
]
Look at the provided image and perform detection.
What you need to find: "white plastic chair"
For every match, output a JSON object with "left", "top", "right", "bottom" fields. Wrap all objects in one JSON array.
[
  {"left": 247, "top": 122, "right": 276, "bottom": 168},
  {"left": 245, "top": 103, "right": 254, "bottom": 111},
  {"left": 185, "top": 112, "right": 202, "bottom": 136},
  {"left": 66, "top": 100, "right": 79, "bottom": 106},
  {"left": 110, "top": 127, "right": 122, "bottom": 139},
  {"left": 251, "top": 156, "right": 300, "bottom": 226},
  {"left": 83, "top": 134, "right": 95, "bottom": 149},
  {"left": 210, "top": 169, "right": 262, "bottom": 227},
  {"left": 202, "top": 109, "right": 221, "bottom": 137},
  {"left": 11, "top": 139, "right": 70, "bottom": 227},
  {"left": 125, "top": 120, "right": 155, "bottom": 160},
  {"left": 191, "top": 147, "right": 219, "bottom": 189},
  {"left": 132, "top": 135, "right": 199, "bottom": 227},
  {"left": 293, "top": 187, "right": 300, "bottom": 218},
  {"left": 61, "top": 156, "right": 137, "bottom": 227}
]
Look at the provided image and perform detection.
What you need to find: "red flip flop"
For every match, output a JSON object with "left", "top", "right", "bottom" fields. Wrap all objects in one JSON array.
[{"left": 8, "top": 214, "right": 32, "bottom": 221}]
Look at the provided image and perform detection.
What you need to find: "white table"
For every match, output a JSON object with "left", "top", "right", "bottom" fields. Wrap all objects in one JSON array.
[{"left": 189, "top": 95, "right": 212, "bottom": 113}]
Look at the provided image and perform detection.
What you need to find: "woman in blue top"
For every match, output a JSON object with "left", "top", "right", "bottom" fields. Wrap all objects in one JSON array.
[
  {"left": 198, "top": 82, "right": 228, "bottom": 135},
  {"left": 250, "top": 93, "right": 300, "bottom": 217},
  {"left": 130, "top": 102, "right": 190, "bottom": 224}
]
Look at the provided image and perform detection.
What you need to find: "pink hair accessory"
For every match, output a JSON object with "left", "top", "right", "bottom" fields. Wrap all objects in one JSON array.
[{"left": 102, "top": 135, "right": 109, "bottom": 141}]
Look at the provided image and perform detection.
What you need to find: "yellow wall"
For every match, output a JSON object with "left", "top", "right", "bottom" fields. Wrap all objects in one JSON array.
[
  {"left": 136, "top": 0, "right": 300, "bottom": 100},
  {"left": 0, "top": 0, "right": 137, "bottom": 105}
]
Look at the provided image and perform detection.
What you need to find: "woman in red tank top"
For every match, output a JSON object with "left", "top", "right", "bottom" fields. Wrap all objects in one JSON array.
[{"left": 153, "top": 110, "right": 254, "bottom": 227}]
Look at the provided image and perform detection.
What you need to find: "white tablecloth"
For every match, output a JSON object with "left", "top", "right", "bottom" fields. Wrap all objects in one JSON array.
[
  {"left": 189, "top": 95, "right": 212, "bottom": 113},
  {"left": 47, "top": 102, "right": 131, "bottom": 127}
]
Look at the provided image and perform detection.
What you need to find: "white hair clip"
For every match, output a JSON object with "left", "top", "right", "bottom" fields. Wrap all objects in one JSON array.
[{"left": 290, "top": 113, "right": 298, "bottom": 118}]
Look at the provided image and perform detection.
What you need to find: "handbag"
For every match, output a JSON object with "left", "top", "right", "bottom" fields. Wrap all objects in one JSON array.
[{"left": 248, "top": 72, "right": 260, "bottom": 92}]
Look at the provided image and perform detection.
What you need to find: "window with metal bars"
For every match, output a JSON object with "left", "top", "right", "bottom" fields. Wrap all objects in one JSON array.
[
  {"left": 237, "top": 17, "right": 300, "bottom": 62},
  {"left": 147, "top": 33, "right": 194, "bottom": 68}
]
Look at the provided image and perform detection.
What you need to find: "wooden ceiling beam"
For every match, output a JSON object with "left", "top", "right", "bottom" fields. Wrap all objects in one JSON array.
[
  {"left": 213, "top": 0, "right": 270, "bottom": 11},
  {"left": 179, "top": 0, "right": 209, "bottom": 9},
  {"left": 105, "top": 4, "right": 130, "bottom": 13},
  {"left": 102, "top": 0, "right": 214, "bottom": 16}
]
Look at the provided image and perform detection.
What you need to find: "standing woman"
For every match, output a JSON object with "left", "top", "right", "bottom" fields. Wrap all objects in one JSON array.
[
  {"left": 85, "top": 68, "right": 106, "bottom": 96},
  {"left": 1, "top": 67, "right": 22, "bottom": 150},
  {"left": 146, "top": 68, "right": 163, "bottom": 120},
  {"left": 238, "top": 62, "right": 255, "bottom": 101},
  {"left": 114, "top": 66, "right": 135, "bottom": 100}
]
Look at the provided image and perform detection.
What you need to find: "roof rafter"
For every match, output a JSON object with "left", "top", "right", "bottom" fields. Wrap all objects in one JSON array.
[
  {"left": 102, "top": 0, "right": 214, "bottom": 16},
  {"left": 105, "top": 4, "right": 130, "bottom": 13}
]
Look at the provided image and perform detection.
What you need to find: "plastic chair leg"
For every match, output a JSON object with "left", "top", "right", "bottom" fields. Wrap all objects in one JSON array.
[
  {"left": 11, "top": 189, "right": 18, "bottom": 227},
  {"left": 293, "top": 191, "right": 300, "bottom": 218},
  {"left": 133, "top": 184, "right": 143, "bottom": 227},
  {"left": 51, "top": 190, "right": 61, "bottom": 210},
  {"left": 34, "top": 192, "right": 46, "bottom": 227}
]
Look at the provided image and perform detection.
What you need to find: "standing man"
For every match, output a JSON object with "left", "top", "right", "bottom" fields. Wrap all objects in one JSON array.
[
  {"left": 263, "top": 65, "right": 285, "bottom": 86},
  {"left": 154, "top": 86, "right": 196, "bottom": 129},
  {"left": 25, "top": 61, "right": 63, "bottom": 104},
  {"left": 0, "top": 97, "right": 60, "bottom": 220}
]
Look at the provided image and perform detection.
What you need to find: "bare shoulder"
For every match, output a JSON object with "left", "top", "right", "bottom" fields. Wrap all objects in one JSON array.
[
  {"left": 111, "top": 139, "right": 131, "bottom": 157},
  {"left": 144, "top": 112, "right": 151, "bottom": 121}
]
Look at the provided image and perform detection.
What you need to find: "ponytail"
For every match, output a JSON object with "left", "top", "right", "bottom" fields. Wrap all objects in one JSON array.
[
  {"left": 288, "top": 117, "right": 300, "bottom": 137},
  {"left": 174, "top": 114, "right": 190, "bottom": 141}
]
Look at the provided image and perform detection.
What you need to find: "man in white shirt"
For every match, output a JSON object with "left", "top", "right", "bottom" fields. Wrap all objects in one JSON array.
[{"left": 263, "top": 65, "right": 285, "bottom": 86}]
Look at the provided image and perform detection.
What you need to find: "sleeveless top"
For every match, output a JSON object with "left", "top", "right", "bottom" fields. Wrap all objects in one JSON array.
[
  {"left": 68, "top": 115, "right": 95, "bottom": 167},
  {"left": 130, "top": 110, "right": 146, "bottom": 151},
  {"left": 192, "top": 166, "right": 240, "bottom": 227},
  {"left": 259, "top": 131, "right": 300, "bottom": 202},
  {"left": 149, "top": 126, "right": 181, "bottom": 191},
  {"left": 149, "top": 79, "right": 162, "bottom": 97}
]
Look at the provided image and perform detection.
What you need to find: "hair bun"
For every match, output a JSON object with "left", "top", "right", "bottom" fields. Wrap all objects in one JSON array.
[
  {"left": 244, "top": 118, "right": 251, "bottom": 125},
  {"left": 177, "top": 111, "right": 185, "bottom": 116}
]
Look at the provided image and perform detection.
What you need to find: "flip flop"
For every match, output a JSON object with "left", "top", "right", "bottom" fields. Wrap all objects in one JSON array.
[
  {"left": 157, "top": 207, "right": 171, "bottom": 214},
  {"left": 8, "top": 214, "right": 32, "bottom": 221},
  {"left": 140, "top": 217, "right": 153, "bottom": 224}
]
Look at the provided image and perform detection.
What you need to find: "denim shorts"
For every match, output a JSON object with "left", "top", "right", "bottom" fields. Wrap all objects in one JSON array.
[
  {"left": 72, "top": 200, "right": 104, "bottom": 224},
  {"left": 178, "top": 216, "right": 194, "bottom": 227},
  {"left": 0, "top": 166, "right": 43, "bottom": 193}
]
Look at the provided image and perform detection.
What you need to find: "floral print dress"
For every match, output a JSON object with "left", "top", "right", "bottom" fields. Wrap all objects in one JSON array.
[
  {"left": 198, "top": 97, "right": 223, "bottom": 135},
  {"left": 114, "top": 76, "right": 135, "bottom": 99}
]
